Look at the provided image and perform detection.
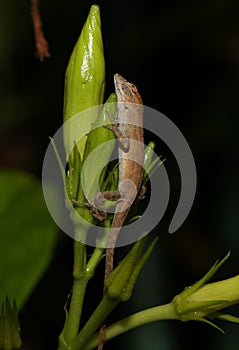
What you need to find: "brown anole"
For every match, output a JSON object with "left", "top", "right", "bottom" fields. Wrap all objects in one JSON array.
[
  {"left": 104, "top": 73, "right": 144, "bottom": 276},
  {"left": 98, "top": 74, "right": 144, "bottom": 350}
]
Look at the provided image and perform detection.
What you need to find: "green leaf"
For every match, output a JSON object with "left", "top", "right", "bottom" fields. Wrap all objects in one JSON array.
[
  {"left": 0, "top": 170, "right": 58, "bottom": 309},
  {"left": 0, "top": 298, "right": 21, "bottom": 349}
]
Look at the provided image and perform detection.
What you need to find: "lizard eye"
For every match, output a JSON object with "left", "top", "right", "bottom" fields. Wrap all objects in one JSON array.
[{"left": 129, "top": 83, "right": 138, "bottom": 94}]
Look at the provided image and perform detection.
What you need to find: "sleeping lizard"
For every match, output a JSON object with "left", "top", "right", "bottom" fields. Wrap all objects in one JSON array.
[
  {"left": 97, "top": 74, "right": 144, "bottom": 350},
  {"left": 103, "top": 73, "right": 144, "bottom": 276}
]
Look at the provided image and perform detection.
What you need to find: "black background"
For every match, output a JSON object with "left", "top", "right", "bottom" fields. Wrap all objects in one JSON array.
[{"left": 1, "top": 0, "right": 239, "bottom": 349}]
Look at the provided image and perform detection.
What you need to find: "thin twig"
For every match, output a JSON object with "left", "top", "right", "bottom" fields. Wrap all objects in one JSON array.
[
  {"left": 98, "top": 321, "right": 106, "bottom": 350},
  {"left": 31, "top": 0, "right": 50, "bottom": 61}
]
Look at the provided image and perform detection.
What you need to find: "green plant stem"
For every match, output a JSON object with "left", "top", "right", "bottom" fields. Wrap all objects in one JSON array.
[
  {"left": 83, "top": 302, "right": 178, "bottom": 350},
  {"left": 70, "top": 294, "right": 119, "bottom": 350},
  {"left": 58, "top": 223, "right": 106, "bottom": 349},
  {"left": 63, "top": 226, "right": 89, "bottom": 344},
  {"left": 86, "top": 247, "right": 104, "bottom": 274}
]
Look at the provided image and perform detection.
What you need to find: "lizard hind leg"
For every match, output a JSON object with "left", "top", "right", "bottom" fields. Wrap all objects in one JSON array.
[
  {"left": 72, "top": 197, "right": 107, "bottom": 221},
  {"left": 72, "top": 190, "right": 121, "bottom": 222},
  {"left": 90, "top": 190, "right": 121, "bottom": 221}
]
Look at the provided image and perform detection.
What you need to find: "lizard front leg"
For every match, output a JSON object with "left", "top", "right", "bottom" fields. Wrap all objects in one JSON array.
[{"left": 72, "top": 190, "right": 121, "bottom": 221}]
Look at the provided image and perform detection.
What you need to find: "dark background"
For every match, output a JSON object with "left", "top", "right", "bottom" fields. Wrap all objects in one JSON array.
[{"left": 1, "top": 0, "right": 239, "bottom": 349}]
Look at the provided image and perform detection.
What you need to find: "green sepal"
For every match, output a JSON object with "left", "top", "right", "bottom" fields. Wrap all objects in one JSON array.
[
  {"left": 176, "top": 251, "right": 231, "bottom": 303},
  {"left": 195, "top": 317, "right": 225, "bottom": 334},
  {"left": 49, "top": 137, "right": 66, "bottom": 183},
  {"left": 178, "top": 299, "right": 228, "bottom": 317},
  {"left": 127, "top": 215, "right": 142, "bottom": 224},
  {"left": 100, "top": 162, "right": 119, "bottom": 193},
  {"left": 215, "top": 313, "right": 239, "bottom": 324},
  {"left": 194, "top": 251, "right": 231, "bottom": 288},
  {"left": 50, "top": 137, "right": 82, "bottom": 211},
  {"left": 142, "top": 142, "right": 165, "bottom": 187},
  {"left": 144, "top": 142, "right": 155, "bottom": 170},
  {"left": 49, "top": 137, "right": 71, "bottom": 209},
  {"left": 67, "top": 142, "right": 82, "bottom": 201}
]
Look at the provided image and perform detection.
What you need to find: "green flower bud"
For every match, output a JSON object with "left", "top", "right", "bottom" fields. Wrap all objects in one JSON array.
[
  {"left": 172, "top": 252, "right": 239, "bottom": 332},
  {"left": 105, "top": 236, "right": 158, "bottom": 301},
  {"left": 78, "top": 93, "right": 116, "bottom": 203},
  {"left": 63, "top": 5, "right": 105, "bottom": 160},
  {"left": 68, "top": 237, "right": 158, "bottom": 350},
  {"left": 73, "top": 94, "right": 116, "bottom": 225}
]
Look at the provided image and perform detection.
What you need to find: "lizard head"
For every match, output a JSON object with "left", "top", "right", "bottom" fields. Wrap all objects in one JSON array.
[{"left": 114, "top": 73, "right": 143, "bottom": 105}]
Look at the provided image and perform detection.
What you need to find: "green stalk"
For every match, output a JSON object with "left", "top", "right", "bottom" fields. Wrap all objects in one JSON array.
[
  {"left": 84, "top": 303, "right": 178, "bottom": 350},
  {"left": 58, "top": 223, "right": 107, "bottom": 349},
  {"left": 86, "top": 219, "right": 111, "bottom": 274},
  {"left": 70, "top": 295, "right": 119, "bottom": 350},
  {"left": 64, "top": 246, "right": 86, "bottom": 339},
  {"left": 86, "top": 247, "right": 104, "bottom": 274},
  {"left": 60, "top": 226, "right": 89, "bottom": 345}
]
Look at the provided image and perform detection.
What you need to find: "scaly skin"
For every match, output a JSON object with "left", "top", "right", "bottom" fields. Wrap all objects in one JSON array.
[
  {"left": 98, "top": 74, "right": 144, "bottom": 350},
  {"left": 104, "top": 73, "right": 144, "bottom": 276}
]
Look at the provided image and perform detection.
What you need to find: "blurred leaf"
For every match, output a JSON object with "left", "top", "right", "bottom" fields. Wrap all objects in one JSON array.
[
  {"left": 0, "top": 298, "right": 21, "bottom": 349},
  {"left": 0, "top": 169, "right": 58, "bottom": 309}
]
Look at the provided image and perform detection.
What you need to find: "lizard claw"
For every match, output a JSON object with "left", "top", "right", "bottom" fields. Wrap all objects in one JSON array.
[{"left": 72, "top": 198, "right": 107, "bottom": 221}]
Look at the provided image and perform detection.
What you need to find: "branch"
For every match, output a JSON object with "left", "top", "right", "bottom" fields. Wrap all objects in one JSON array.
[{"left": 31, "top": 0, "right": 50, "bottom": 61}]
